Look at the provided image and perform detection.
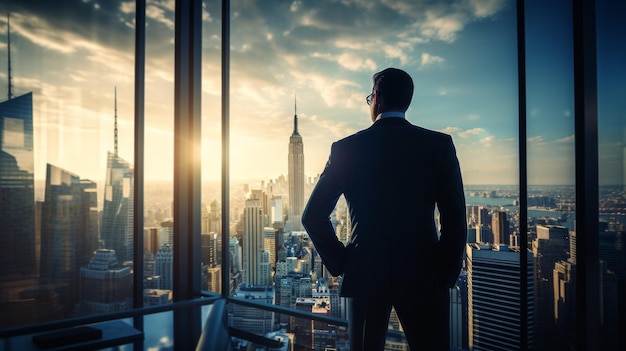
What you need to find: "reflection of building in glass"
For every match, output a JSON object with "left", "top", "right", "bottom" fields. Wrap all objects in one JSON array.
[
  {"left": 100, "top": 151, "right": 134, "bottom": 264},
  {"left": 79, "top": 249, "right": 132, "bottom": 315},
  {"left": 0, "top": 92, "right": 35, "bottom": 279},
  {"left": 39, "top": 164, "right": 98, "bottom": 315},
  {"left": 287, "top": 99, "right": 304, "bottom": 232},
  {"left": 467, "top": 243, "right": 534, "bottom": 350}
]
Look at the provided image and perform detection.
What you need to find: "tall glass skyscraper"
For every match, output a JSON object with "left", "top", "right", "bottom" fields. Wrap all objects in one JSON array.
[
  {"left": 39, "top": 164, "right": 98, "bottom": 314},
  {"left": 100, "top": 151, "right": 134, "bottom": 264},
  {"left": 0, "top": 92, "right": 35, "bottom": 279}
]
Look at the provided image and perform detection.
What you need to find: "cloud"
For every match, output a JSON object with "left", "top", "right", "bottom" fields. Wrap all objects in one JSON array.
[
  {"left": 528, "top": 136, "right": 544, "bottom": 143},
  {"left": 311, "top": 52, "right": 377, "bottom": 72},
  {"left": 480, "top": 135, "right": 495, "bottom": 147},
  {"left": 556, "top": 135, "right": 575, "bottom": 143},
  {"left": 420, "top": 52, "right": 445, "bottom": 68},
  {"left": 468, "top": 0, "right": 507, "bottom": 18},
  {"left": 440, "top": 126, "right": 461, "bottom": 135},
  {"left": 146, "top": 4, "right": 174, "bottom": 30},
  {"left": 458, "top": 127, "right": 484, "bottom": 138}
]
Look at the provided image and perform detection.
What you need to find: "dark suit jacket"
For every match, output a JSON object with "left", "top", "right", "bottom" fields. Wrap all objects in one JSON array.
[{"left": 302, "top": 117, "right": 467, "bottom": 300}]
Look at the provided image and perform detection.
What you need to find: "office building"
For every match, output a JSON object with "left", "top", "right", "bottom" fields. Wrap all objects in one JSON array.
[
  {"left": 467, "top": 244, "right": 534, "bottom": 350},
  {"left": 79, "top": 249, "right": 132, "bottom": 315},
  {"left": 155, "top": 243, "right": 173, "bottom": 290},
  {"left": 532, "top": 224, "right": 569, "bottom": 349},
  {"left": 0, "top": 92, "right": 35, "bottom": 279},
  {"left": 100, "top": 151, "right": 134, "bottom": 264},
  {"left": 39, "top": 164, "right": 98, "bottom": 315}
]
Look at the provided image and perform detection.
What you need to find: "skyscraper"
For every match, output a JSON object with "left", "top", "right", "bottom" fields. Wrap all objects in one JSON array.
[
  {"left": 532, "top": 224, "right": 569, "bottom": 349},
  {"left": 39, "top": 164, "right": 98, "bottom": 313},
  {"left": 155, "top": 243, "right": 173, "bottom": 290},
  {"left": 288, "top": 97, "right": 304, "bottom": 231},
  {"left": 467, "top": 243, "right": 534, "bottom": 350},
  {"left": 243, "top": 196, "right": 264, "bottom": 285},
  {"left": 79, "top": 249, "right": 132, "bottom": 315},
  {"left": 100, "top": 151, "right": 134, "bottom": 263},
  {"left": 0, "top": 92, "right": 35, "bottom": 279},
  {"left": 100, "top": 89, "right": 134, "bottom": 263},
  {"left": 492, "top": 210, "right": 509, "bottom": 245}
]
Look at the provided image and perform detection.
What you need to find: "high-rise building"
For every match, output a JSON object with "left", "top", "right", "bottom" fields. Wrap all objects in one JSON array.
[
  {"left": 79, "top": 249, "right": 132, "bottom": 315},
  {"left": 263, "top": 227, "right": 277, "bottom": 269},
  {"left": 0, "top": 92, "right": 35, "bottom": 279},
  {"left": 467, "top": 244, "right": 534, "bottom": 350},
  {"left": 243, "top": 197, "right": 264, "bottom": 285},
  {"left": 532, "top": 224, "right": 569, "bottom": 349},
  {"left": 155, "top": 243, "right": 174, "bottom": 290},
  {"left": 159, "top": 219, "right": 174, "bottom": 246},
  {"left": 100, "top": 151, "right": 134, "bottom": 264},
  {"left": 288, "top": 98, "right": 304, "bottom": 231},
  {"left": 201, "top": 232, "right": 220, "bottom": 267},
  {"left": 39, "top": 164, "right": 98, "bottom": 314},
  {"left": 100, "top": 90, "right": 134, "bottom": 264},
  {"left": 492, "top": 210, "right": 509, "bottom": 245},
  {"left": 229, "top": 284, "right": 274, "bottom": 335}
]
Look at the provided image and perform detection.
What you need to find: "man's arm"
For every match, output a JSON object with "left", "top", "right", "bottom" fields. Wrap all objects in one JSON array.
[
  {"left": 301, "top": 149, "right": 346, "bottom": 277},
  {"left": 435, "top": 136, "right": 467, "bottom": 288}
]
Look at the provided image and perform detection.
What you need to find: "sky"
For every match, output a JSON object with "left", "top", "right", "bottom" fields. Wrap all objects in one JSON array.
[{"left": 0, "top": 0, "right": 624, "bottom": 187}]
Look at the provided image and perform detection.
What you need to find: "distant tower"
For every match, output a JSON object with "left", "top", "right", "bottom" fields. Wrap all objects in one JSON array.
[
  {"left": 288, "top": 95, "right": 305, "bottom": 231},
  {"left": 7, "top": 13, "right": 13, "bottom": 100},
  {"left": 100, "top": 90, "right": 134, "bottom": 263},
  {"left": 114, "top": 86, "right": 118, "bottom": 155}
]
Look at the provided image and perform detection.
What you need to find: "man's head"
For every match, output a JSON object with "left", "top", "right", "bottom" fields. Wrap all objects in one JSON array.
[{"left": 369, "top": 67, "right": 414, "bottom": 121}]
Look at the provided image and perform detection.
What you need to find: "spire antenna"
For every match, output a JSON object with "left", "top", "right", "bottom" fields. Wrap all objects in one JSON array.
[
  {"left": 114, "top": 86, "right": 118, "bottom": 155},
  {"left": 7, "top": 13, "right": 13, "bottom": 100},
  {"left": 293, "top": 93, "right": 298, "bottom": 135}
]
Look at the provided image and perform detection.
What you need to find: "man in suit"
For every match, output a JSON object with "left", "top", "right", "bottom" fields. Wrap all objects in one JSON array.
[{"left": 301, "top": 67, "right": 467, "bottom": 351}]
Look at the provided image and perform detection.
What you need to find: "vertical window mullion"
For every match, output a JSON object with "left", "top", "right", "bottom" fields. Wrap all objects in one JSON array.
[
  {"left": 517, "top": 0, "right": 529, "bottom": 349},
  {"left": 573, "top": 0, "right": 600, "bottom": 349},
  {"left": 173, "top": 0, "right": 202, "bottom": 348},
  {"left": 133, "top": 0, "right": 146, "bottom": 348}
]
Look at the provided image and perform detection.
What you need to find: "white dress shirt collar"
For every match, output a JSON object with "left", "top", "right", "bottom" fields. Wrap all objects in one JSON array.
[{"left": 375, "top": 111, "right": 406, "bottom": 121}]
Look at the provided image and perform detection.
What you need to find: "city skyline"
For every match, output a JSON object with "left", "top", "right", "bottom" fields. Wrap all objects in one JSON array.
[{"left": 0, "top": 1, "right": 623, "bottom": 187}]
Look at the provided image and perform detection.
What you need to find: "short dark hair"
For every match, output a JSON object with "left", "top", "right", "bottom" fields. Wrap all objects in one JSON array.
[{"left": 372, "top": 68, "right": 414, "bottom": 112}]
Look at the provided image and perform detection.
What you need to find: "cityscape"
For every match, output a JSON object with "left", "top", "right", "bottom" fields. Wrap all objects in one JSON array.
[
  {"left": 1, "top": 0, "right": 625, "bottom": 350},
  {"left": 1, "top": 88, "right": 625, "bottom": 349}
]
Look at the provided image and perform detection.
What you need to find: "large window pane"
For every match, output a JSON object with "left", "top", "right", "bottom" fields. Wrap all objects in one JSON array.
[
  {"left": 201, "top": 0, "right": 223, "bottom": 295},
  {"left": 597, "top": 0, "right": 626, "bottom": 349},
  {"left": 0, "top": 2, "right": 135, "bottom": 327},
  {"left": 525, "top": 1, "right": 577, "bottom": 350},
  {"left": 227, "top": 1, "right": 519, "bottom": 349},
  {"left": 142, "top": 0, "right": 175, "bottom": 306}
]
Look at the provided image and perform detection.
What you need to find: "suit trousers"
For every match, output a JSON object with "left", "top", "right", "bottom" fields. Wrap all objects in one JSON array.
[{"left": 348, "top": 287, "right": 450, "bottom": 351}]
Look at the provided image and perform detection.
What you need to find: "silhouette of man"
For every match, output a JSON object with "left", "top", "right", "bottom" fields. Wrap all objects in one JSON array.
[{"left": 302, "top": 68, "right": 467, "bottom": 351}]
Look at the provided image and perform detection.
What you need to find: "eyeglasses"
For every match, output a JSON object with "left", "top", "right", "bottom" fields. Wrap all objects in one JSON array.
[{"left": 366, "top": 92, "right": 374, "bottom": 105}]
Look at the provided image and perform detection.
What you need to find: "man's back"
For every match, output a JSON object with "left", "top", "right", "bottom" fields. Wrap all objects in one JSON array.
[
  {"left": 321, "top": 117, "right": 466, "bottom": 298},
  {"left": 301, "top": 67, "right": 466, "bottom": 351}
]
